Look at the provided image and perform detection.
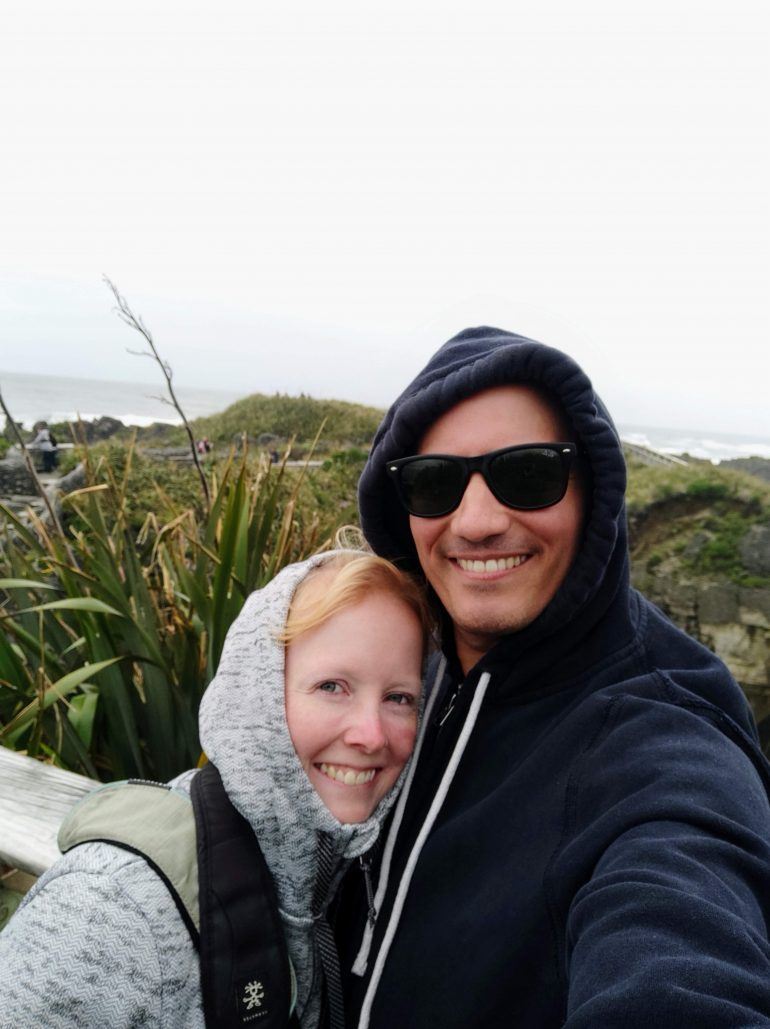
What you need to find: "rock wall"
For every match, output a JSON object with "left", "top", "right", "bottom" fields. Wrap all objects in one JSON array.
[{"left": 633, "top": 565, "right": 770, "bottom": 737}]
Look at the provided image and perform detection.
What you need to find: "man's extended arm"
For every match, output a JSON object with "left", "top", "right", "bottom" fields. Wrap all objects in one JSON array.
[{"left": 562, "top": 686, "right": 770, "bottom": 1025}]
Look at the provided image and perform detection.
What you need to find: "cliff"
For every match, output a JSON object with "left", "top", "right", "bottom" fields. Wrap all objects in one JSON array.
[{"left": 628, "top": 460, "right": 770, "bottom": 747}]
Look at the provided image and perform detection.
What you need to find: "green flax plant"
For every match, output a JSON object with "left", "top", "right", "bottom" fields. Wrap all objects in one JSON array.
[{"left": 0, "top": 442, "right": 323, "bottom": 781}]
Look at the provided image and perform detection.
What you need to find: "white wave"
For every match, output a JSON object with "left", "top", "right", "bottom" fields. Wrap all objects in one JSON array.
[
  {"left": 11, "top": 411, "right": 180, "bottom": 430},
  {"left": 620, "top": 425, "right": 770, "bottom": 464},
  {"left": 53, "top": 411, "right": 180, "bottom": 428}
]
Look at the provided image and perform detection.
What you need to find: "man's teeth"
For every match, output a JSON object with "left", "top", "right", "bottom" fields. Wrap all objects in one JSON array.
[
  {"left": 458, "top": 555, "right": 528, "bottom": 573},
  {"left": 319, "top": 763, "right": 376, "bottom": 786}
]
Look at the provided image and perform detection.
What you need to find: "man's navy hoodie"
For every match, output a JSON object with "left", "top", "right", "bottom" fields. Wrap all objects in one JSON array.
[{"left": 337, "top": 328, "right": 770, "bottom": 1027}]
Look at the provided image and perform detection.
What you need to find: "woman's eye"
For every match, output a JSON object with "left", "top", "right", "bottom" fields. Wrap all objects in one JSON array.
[
  {"left": 386, "top": 692, "right": 416, "bottom": 707},
  {"left": 317, "top": 680, "right": 343, "bottom": 694}
]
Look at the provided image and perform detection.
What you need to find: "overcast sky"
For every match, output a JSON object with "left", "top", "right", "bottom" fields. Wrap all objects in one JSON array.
[{"left": 1, "top": 0, "right": 768, "bottom": 435}]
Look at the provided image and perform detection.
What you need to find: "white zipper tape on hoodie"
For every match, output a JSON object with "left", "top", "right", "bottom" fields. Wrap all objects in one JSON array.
[
  {"left": 356, "top": 671, "right": 492, "bottom": 1029},
  {"left": 351, "top": 656, "right": 447, "bottom": 977}
]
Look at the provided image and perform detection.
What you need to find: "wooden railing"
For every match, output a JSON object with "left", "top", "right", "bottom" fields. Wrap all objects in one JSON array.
[{"left": 0, "top": 747, "right": 97, "bottom": 877}]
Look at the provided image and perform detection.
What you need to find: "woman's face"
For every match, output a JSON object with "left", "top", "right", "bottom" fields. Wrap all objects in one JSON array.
[{"left": 284, "top": 590, "right": 423, "bottom": 824}]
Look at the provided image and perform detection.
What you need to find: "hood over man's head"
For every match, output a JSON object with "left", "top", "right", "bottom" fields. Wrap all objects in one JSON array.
[{"left": 359, "top": 326, "right": 628, "bottom": 672}]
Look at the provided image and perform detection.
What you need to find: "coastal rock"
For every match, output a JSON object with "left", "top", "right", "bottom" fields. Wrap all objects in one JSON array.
[
  {"left": 698, "top": 584, "right": 739, "bottom": 624},
  {"left": 0, "top": 445, "right": 25, "bottom": 467},
  {"left": 67, "top": 415, "right": 124, "bottom": 443},
  {"left": 682, "top": 531, "right": 710, "bottom": 561},
  {"left": 56, "top": 463, "right": 87, "bottom": 495},
  {"left": 740, "top": 587, "right": 770, "bottom": 624},
  {"left": 0, "top": 449, "right": 36, "bottom": 496},
  {"left": 632, "top": 567, "right": 770, "bottom": 730},
  {"left": 627, "top": 460, "right": 770, "bottom": 746},
  {"left": 739, "top": 525, "right": 770, "bottom": 577}
]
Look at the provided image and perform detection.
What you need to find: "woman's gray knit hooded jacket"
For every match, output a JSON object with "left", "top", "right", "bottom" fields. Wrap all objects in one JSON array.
[{"left": 0, "top": 553, "right": 404, "bottom": 1029}]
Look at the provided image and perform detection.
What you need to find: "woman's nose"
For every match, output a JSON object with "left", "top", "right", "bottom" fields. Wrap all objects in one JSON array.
[{"left": 343, "top": 702, "right": 388, "bottom": 753}]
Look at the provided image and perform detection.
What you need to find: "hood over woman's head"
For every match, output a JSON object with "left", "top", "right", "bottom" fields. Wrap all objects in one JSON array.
[{"left": 199, "top": 550, "right": 430, "bottom": 909}]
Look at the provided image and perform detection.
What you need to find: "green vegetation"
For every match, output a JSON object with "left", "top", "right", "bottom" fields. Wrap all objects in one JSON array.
[
  {"left": 302, "top": 449, "right": 367, "bottom": 527},
  {"left": 626, "top": 459, "right": 766, "bottom": 513},
  {"left": 626, "top": 459, "right": 770, "bottom": 588},
  {"left": 57, "top": 439, "right": 366, "bottom": 542},
  {"left": 2, "top": 392, "right": 767, "bottom": 783},
  {"left": 137, "top": 392, "right": 385, "bottom": 451},
  {"left": 0, "top": 444, "right": 329, "bottom": 781},
  {"left": 721, "top": 456, "right": 770, "bottom": 484},
  {"left": 67, "top": 441, "right": 207, "bottom": 533}
]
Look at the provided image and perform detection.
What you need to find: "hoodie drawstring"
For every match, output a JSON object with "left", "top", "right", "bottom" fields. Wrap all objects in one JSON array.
[
  {"left": 351, "top": 656, "right": 447, "bottom": 977},
  {"left": 356, "top": 671, "right": 492, "bottom": 1029}
]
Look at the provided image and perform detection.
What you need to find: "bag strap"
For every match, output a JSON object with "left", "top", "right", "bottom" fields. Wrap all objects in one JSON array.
[{"left": 192, "top": 762, "right": 300, "bottom": 1028}]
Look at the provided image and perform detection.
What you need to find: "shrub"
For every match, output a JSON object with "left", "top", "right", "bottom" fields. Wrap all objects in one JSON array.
[
  {"left": 647, "top": 551, "right": 663, "bottom": 571},
  {"left": 0, "top": 446, "right": 325, "bottom": 781},
  {"left": 686, "top": 479, "right": 731, "bottom": 502}
]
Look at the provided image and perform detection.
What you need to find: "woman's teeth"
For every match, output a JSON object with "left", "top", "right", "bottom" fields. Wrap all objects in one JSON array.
[
  {"left": 319, "top": 763, "right": 376, "bottom": 786},
  {"left": 458, "top": 555, "right": 528, "bottom": 573}
]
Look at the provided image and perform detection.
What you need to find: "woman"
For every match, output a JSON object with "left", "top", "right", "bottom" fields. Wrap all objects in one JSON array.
[{"left": 0, "top": 550, "right": 432, "bottom": 1028}]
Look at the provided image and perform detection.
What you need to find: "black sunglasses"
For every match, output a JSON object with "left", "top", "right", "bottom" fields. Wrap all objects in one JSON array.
[{"left": 386, "top": 442, "right": 579, "bottom": 518}]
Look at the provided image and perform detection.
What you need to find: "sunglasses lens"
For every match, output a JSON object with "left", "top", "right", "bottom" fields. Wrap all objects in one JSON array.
[
  {"left": 489, "top": 447, "right": 568, "bottom": 509},
  {"left": 398, "top": 458, "right": 466, "bottom": 516}
]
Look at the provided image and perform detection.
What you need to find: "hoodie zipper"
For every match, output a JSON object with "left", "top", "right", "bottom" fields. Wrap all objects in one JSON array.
[
  {"left": 359, "top": 854, "right": 377, "bottom": 928},
  {"left": 437, "top": 683, "right": 462, "bottom": 726}
]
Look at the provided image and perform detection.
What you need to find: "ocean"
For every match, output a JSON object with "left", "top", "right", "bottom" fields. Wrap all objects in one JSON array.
[
  {"left": 0, "top": 371, "right": 244, "bottom": 430},
  {"left": 1, "top": 371, "right": 768, "bottom": 464},
  {"left": 618, "top": 425, "right": 770, "bottom": 464}
]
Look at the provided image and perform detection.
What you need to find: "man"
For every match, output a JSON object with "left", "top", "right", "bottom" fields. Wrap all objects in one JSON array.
[{"left": 337, "top": 327, "right": 770, "bottom": 1027}]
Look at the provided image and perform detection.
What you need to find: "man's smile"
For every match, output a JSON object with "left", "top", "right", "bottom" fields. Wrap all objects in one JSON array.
[{"left": 455, "top": 554, "right": 532, "bottom": 575}]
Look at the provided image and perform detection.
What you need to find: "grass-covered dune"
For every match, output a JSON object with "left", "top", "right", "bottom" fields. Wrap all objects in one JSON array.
[{"left": 136, "top": 392, "right": 386, "bottom": 450}]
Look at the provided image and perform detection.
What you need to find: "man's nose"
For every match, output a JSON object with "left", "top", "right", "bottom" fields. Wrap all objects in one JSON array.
[
  {"left": 449, "top": 471, "right": 511, "bottom": 541},
  {"left": 343, "top": 701, "right": 388, "bottom": 753}
]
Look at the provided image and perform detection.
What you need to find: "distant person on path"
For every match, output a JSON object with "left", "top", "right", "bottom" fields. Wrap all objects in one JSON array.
[
  {"left": 30, "top": 421, "right": 58, "bottom": 472},
  {"left": 0, "top": 550, "right": 431, "bottom": 1028},
  {"left": 336, "top": 327, "right": 770, "bottom": 1027}
]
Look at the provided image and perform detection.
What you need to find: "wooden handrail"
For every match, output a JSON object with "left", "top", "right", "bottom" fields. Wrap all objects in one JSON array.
[{"left": 0, "top": 748, "right": 98, "bottom": 877}]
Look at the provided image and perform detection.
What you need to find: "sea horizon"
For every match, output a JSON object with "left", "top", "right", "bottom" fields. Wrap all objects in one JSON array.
[
  {"left": 0, "top": 369, "right": 244, "bottom": 430},
  {"left": 1, "top": 369, "right": 769, "bottom": 464}
]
